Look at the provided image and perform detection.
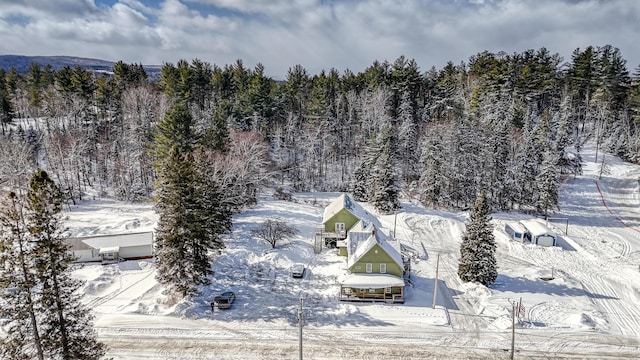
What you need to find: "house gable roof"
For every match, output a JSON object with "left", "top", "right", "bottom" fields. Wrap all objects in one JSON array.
[
  {"left": 347, "top": 226, "right": 403, "bottom": 269},
  {"left": 322, "top": 193, "right": 379, "bottom": 227}
]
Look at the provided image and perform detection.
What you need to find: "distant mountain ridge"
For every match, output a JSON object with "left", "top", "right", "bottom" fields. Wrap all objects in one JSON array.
[{"left": 0, "top": 55, "right": 161, "bottom": 77}]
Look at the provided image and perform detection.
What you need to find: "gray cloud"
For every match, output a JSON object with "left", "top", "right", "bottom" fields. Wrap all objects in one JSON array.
[
  {"left": 0, "top": 0, "right": 638, "bottom": 78},
  {"left": 0, "top": 0, "right": 99, "bottom": 18}
]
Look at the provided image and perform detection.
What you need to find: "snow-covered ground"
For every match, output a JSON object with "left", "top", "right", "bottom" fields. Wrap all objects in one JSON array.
[{"left": 64, "top": 145, "right": 640, "bottom": 359}]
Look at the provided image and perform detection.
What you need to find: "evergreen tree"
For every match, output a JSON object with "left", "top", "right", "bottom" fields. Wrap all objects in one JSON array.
[
  {"left": 27, "top": 62, "right": 42, "bottom": 110},
  {"left": 159, "top": 59, "right": 193, "bottom": 102},
  {"left": 0, "top": 171, "right": 104, "bottom": 359},
  {"left": 202, "top": 101, "right": 230, "bottom": 153},
  {"left": 151, "top": 101, "right": 197, "bottom": 167},
  {"left": 370, "top": 147, "right": 400, "bottom": 214},
  {"left": 536, "top": 149, "right": 560, "bottom": 216},
  {"left": 397, "top": 91, "right": 418, "bottom": 184},
  {"left": 513, "top": 114, "right": 540, "bottom": 208},
  {"left": 485, "top": 118, "right": 511, "bottom": 210},
  {"left": 351, "top": 135, "right": 379, "bottom": 202},
  {"left": 351, "top": 158, "right": 371, "bottom": 202},
  {"left": 25, "top": 169, "right": 106, "bottom": 359},
  {"left": 154, "top": 147, "right": 230, "bottom": 297},
  {"left": 0, "top": 68, "right": 15, "bottom": 135},
  {"left": 458, "top": 192, "right": 497, "bottom": 286},
  {"left": 418, "top": 128, "right": 446, "bottom": 208},
  {"left": 370, "top": 125, "right": 400, "bottom": 214},
  {"left": 0, "top": 192, "right": 46, "bottom": 360}
]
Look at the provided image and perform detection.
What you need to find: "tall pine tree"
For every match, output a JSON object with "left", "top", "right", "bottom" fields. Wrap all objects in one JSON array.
[
  {"left": 0, "top": 170, "right": 105, "bottom": 359},
  {"left": 26, "top": 169, "right": 106, "bottom": 360},
  {"left": 458, "top": 192, "right": 498, "bottom": 286},
  {"left": 150, "top": 101, "right": 198, "bottom": 168},
  {"left": 154, "top": 147, "right": 230, "bottom": 297},
  {"left": 0, "top": 192, "right": 45, "bottom": 360},
  {"left": 369, "top": 124, "right": 400, "bottom": 213},
  {"left": 536, "top": 149, "right": 560, "bottom": 216}
]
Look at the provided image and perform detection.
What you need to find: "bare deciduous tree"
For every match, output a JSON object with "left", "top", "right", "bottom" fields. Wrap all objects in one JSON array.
[
  {"left": 251, "top": 219, "right": 298, "bottom": 248},
  {"left": 204, "top": 130, "right": 272, "bottom": 210}
]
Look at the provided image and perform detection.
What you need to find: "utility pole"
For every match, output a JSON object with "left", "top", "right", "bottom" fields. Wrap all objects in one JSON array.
[
  {"left": 432, "top": 253, "right": 440, "bottom": 309},
  {"left": 393, "top": 209, "right": 398, "bottom": 239},
  {"left": 511, "top": 301, "right": 516, "bottom": 360},
  {"left": 298, "top": 294, "right": 304, "bottom": 360}
]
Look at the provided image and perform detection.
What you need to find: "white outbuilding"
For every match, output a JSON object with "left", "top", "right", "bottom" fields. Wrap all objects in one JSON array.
[
  {"left": 519, "top": 220, "right": 557, "bottom": 247},
  {"left": 67, "top": 232, "right": 154, "bottom": 263},
  {"left": 505, "top": 222, "right": 527, "bottom": 242}
]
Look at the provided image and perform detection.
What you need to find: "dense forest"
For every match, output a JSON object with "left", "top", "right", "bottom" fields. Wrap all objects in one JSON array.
[{"left": 0, "top": 45, "right": 638, "bottom": 215}]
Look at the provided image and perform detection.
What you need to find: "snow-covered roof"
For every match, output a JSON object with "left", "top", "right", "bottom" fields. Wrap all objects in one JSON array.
[
  {"left": 347, "top": 226, "right": 403, "bottom": 269},
  {"left": 346, "top": 219, "right": 375, "bottom": 252},
  {"left": 340, "top": 273, "right": 405, "bottom": 288},
  {"left": 66, "top": 237, "right": 95, "bottom": 251},
  {"left": 322, "top": 193, "right": 379, "bottom": 227},
  {"left": 505, "top": 222, "right": 526, "bottom": 233},
  {"left": 76, "top": 231, "right": 154, "bottom": 249},
  {"left": 519, "top": 220, "right": 555, "bottom": 237}
]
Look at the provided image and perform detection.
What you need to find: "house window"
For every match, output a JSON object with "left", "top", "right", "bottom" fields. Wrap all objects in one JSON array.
[
  {"left": 368, "top": 288, "right": 376, "bottom": 294},
  {"left": 385, "top": 287, "right": 391, "bottom": 294},
  {"left": 335, "top": 222, "right": 346, "bottom": 235},
  {"left": 355, "top": 265, "right": 361, "bottom": 270},
  {"left": 91, "top": 249, "right": 100, "bottom": 258},
  {"left": 380, "top": 263, "right": 386, "bottom": 274},
  {"left": 366, "top": 263, "right": 372, "bottom": 273}
]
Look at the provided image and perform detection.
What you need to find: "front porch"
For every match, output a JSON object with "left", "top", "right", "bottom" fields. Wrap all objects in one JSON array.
[{"left": 339, "top": 273, "right": 405, "bottom": 304}]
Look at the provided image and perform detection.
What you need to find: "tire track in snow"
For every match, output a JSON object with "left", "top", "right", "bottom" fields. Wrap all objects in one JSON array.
[
  {"left": 555, "top": 179, "right": 640, "bottom": 336},
  {"left": 85, "top": 265, "right": 155, "bottom": 311},
  {"left": 537, "top": 244, "right": 640, "bottom": 337},
  {"left": 403, "top": 214, "right": 498, "bottom": 339}
]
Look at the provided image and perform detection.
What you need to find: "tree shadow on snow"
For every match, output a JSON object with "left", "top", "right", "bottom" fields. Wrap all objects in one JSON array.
[
  {"left": 405, "top": 274, "right": 462, "bottom": 311},
  {"left": 490, "top": 274, "right": 618, "bottom": 300}
]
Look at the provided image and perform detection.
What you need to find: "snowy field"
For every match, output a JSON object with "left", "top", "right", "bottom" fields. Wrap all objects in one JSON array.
[{"left": 63, "top": 145, "right": 640, "bottom": 359}]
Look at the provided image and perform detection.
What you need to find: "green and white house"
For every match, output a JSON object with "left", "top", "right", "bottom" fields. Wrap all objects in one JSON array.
[
  {"left": 322, "top": 194, "right": 406, "bottom": 303},
  {"left": 319, "top": 193, "right": 376, "bottom": 250}
]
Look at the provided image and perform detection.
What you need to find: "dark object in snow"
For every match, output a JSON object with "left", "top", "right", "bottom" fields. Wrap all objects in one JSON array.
[{"left": 213, "top": 291, "right": 236, "bottom": 310}]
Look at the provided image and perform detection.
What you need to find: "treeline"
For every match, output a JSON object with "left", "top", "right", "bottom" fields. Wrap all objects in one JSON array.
[{"left": 0, "top": 45, "right": 639, "bottom": 213}]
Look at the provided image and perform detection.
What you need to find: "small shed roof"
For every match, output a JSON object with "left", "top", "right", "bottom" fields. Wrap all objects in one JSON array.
[
  {"left": 520, "top": 220, "right": 555, "bottom": 237},
  {"left": 506, "top": 222, "right": 526, "bottom": 233},
  {"left": 340, "top": 273, "right": 405, "bottom": 288}
]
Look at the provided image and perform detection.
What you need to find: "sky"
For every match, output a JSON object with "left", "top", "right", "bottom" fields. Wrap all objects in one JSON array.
[{"left": 0, "top": 0, "right": 639, "bottom": 79}]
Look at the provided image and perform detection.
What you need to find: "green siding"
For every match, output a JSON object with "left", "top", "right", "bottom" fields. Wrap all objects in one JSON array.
[
  {"left": 338, "top": 246, "right": 348, "bottom": 256},
  {"left": 349, "top": 243, "right": 403, "bottom": 277},
  {"left": 324, "top": 209, "right": 359, "bottom": 233}
]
